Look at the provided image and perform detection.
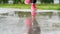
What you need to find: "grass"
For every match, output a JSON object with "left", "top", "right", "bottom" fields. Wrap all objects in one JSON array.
[{"left": 0, "top": 4, "right": 60, "bottom": 10}]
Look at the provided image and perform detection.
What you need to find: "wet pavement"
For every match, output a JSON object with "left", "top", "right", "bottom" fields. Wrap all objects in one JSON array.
[
  {"left": 0, "top": 12, "right": 60, "bottom": 34},
  {"left": 0, "top": 16, "right": 27, "bottom": 34}
]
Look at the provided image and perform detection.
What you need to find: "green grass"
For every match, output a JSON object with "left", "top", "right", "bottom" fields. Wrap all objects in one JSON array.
[{"left": 0, "top": 4, "right": 60, "bottom": 10}]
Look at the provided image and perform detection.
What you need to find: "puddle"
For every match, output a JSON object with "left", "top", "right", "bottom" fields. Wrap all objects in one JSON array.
[{"left": 0, "top": 11, "right": 60, "bottom": 34}]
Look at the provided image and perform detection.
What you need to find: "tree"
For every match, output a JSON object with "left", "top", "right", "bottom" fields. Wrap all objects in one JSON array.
[
  {"left": 14, "top": 0, "right": 24, "bottom": 4},
  {"left": 3, "top": 0, "right": 8, "bottom": 3},
  {"left": 41, "top": 0, "right": 53, "bottom": 3}
]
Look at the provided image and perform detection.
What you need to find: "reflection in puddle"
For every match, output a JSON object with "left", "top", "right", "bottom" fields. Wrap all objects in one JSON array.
[{"left": 0, "top": 12, "right": 60, "bottom": 34}]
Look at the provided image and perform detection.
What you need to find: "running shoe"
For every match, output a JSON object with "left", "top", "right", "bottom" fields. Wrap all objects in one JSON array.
[{"left": 31, "top": 3, "right": 37, "bottom": 11}]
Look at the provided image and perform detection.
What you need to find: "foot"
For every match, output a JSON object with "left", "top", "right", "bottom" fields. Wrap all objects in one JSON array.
[
  {"left": 31, "top": 3, "right": 37, "bottom": 11},
  {"left": 31, "top": 11, "right": 36, "bottom": 18},
  {"left": 25, "top": 0, "right": 30, "bottom": 4}
]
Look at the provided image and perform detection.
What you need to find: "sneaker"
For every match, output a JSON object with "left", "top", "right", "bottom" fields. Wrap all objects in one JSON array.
[
  {"left": 25, "top": 0, "right": 30, "bottom": 4},
  {"left": 31, "top": 11, "right": 36, "bottom": 21},
  {"left": 31, "top": 3, "right": 37, "bottom": 11},
  {"left": 31, "top": 11, "right": 36, "bottom": 18}
]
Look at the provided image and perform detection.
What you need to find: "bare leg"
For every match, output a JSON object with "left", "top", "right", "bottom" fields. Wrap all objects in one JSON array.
[{"left": 25, "top": 0, "right": 31, "bottom": 4}]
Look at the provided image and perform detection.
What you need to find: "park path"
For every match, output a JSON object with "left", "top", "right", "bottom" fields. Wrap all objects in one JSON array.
[
  {"left": 0, "top": 8, "right": 60, "bottom": 34},
  {"left": 0, "top": 15, "right": 60, "bottom": 34}
]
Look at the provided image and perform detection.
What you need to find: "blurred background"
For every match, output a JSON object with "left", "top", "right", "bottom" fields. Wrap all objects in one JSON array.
[
  {"left": 0, "top": 0, "right": 60, "bottom": 4},
  {"left": 0, "top": 0, "right": 60, "bottom": 10}
]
